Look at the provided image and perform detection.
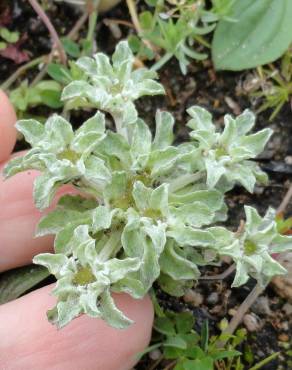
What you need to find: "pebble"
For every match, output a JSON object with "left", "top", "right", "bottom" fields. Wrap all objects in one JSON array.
[
  {"left": 272, "top": 253, "right": 292, "bottom": 301},
  {"left": 228, "top": 308, "right": 237, "bottom": 316},
  {"left": 281, "top": 321, "right": 289, "bottom": 331},
  {"left": 183, "top": 290, "right": 203, "bottom": 307},
  {"left": 251, "top": 296, "right": 271, "bottom": 316},
  {"left": 207, "top": 292, "right": 219, "bottom": 305},
  {"left": 278, "top": 333, "right": 289, "bottom": 342},
  {"left": 243, "top": 313, "right": 261, "bottom": 332},
  {"left": 149, "top": 349, "right": 162, "bottom": 361},
  {"left": 285, "top": 156, "right": 292, "bottom": 165},
  {"left": 283, "top": 303, "right": 292, "bottom": 316}
]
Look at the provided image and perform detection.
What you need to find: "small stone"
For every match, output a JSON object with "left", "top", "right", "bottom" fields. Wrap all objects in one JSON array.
[
  {"left": 207, "top": 292, "right": 219, "bottom": 305},
  {"left": 285, "top": 156, "right": 292, "bottom": 165},
  {"left": 243, "top": 313, "right": 261, "bottom": 332},
  {"left": 272, "top": 253, "right": 292, "bottom": 302},
  {"left": 278, "top": 334, "right": 289, "bottom": 342},
  {"left": 282, "top": 303, "right": 292, "bottom": 316},
  {"left": 228, "top": 308, "right": 237, "bottom": 316},
  {"left": 149, "top": 349, "right": 162, "bottom": 361},
  {"left": 251, "top": 296, "right": 271, "bottom": 316},
  {"left": 183, "top": 289, "right": 203, "bottom": 307},
  {"left": 253, "top": 186, "right": 264, "bottom": 195},
  {"left": 281, "top": 321, "right": 289, "bottom": 331}
]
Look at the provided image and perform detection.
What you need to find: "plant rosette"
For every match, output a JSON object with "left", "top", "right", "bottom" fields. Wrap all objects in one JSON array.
[{"left": 4, "top": 41, "right": 292, "bottom": 329}]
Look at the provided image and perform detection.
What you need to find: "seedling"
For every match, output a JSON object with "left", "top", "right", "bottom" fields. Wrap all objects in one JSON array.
[
  {"left": 129, "top": 0, "right": 224, "bottom": 74},
  {"left": 0, "top": 27, "right": 19, "bottom": 50},
  {"left": 4, "top": 41, "right": 292, "bottom": 329},
  {"left": 251, "top": 49, "right": 292, "bottom": 120}
]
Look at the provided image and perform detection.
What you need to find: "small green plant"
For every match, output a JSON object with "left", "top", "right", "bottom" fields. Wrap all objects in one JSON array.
[
  {"left": 9, "top": 80, "right": 63, "bottom": 116},
  {"left": 152, "top": 312, "right": 242, "bottom": 370},
  {"left": 4, "top": 41, "right": 292, "bottom": 329},
  {"left": 129, "top": 0, "right": 228, "bottom": 74},
  {"left": 250, "top": 48, "right": 292, "bottom": 120},
  {"left": 144, "top": 311, "right": 279, "bottom": 370},
  {"left": 8, "top": 41, "right": 84, "bottom": 116},
  {"left": 0, "top": 27, "right": 19, "bottom": 50}
]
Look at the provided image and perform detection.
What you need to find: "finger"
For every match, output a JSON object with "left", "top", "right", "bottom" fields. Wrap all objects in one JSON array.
[
  {"left": 0, "top": 159, "right": 75, "bottom": 272},
  {"left": 0, "top": 285, "right": 154, "bottom": 370},
  {"left": 0, "top": 90, "right": 17, "bottom": 162}
]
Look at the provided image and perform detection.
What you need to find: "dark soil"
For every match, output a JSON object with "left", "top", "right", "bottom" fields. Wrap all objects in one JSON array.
[{"left": 0, "top": 1, "right": 291, "bottom": 369}]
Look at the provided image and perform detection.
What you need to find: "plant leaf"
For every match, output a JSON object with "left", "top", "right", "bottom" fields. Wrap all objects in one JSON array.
[
  {"left": 212, "top": 0, "right": 292, "bottom": 70},
  {"left": 0, "top": 265, "right": 50, "bottom": 304}
]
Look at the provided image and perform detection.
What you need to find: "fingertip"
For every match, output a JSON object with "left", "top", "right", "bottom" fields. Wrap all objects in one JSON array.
[
  {"left": 0, "top": 285, "right": 154, "bottom": 370},
  {"left": 0, "top": 90, "right": 17, "bottom": 162}
]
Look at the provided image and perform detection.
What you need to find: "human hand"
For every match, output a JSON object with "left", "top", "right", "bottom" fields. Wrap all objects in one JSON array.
[{"left": 0, "top": 90, "right": 154, "bottom": 370}]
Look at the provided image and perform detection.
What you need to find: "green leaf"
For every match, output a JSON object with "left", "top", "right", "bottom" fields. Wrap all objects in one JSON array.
[
  {"left": 0, "top": 265, "right": 50, "bottom": 304},
  {"left": 155, "top": 316, "right": 176, "bottom": 335},
  {"left": 61, "top": 37, "right": 80, "bottom": 58},
  {"left": 201, "top": 320, "right": 209, "bottom": 352},
  {"left": 164, "top": 335, "right": 188, "bottom": 349},
  {"left": 175, "top": 311, "right": 195, "bottom": 334},
  {"left": 181, "top": 357, "right": 214, "bottom": 370},
  {"left": 212, "top": 0, "right": 292, "bottom": 70},
  {"left": 47, "top": 63, "right": 72, "bottom": 84},
  {"left": 0, "top": 27, "right": 19, "bottom": 43}
]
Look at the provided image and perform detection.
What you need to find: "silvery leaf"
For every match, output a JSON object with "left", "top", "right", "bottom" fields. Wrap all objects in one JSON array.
[
  {"left": 99, "top": 290, "right": 133, "bottom": 329},
  {"left": 167, "top": 226, "right": 215, "bottom": 247},
  {"left": 130, "top": 118, "right": 152, "bottom": 168},
  {"left": 160, "top": 241, "right": 200, "bottom": 280},
  {"left": 187, "top": 106, "right": 214, "bottom": 132},
  {"left": 15, "top": 119, "right": 44, "bottom": 146},
  {"left": 152, "top": 111, "right": 175, "bottom": 150}
]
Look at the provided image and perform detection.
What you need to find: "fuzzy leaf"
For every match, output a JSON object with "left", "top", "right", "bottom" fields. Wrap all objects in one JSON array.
[
  {"left": 15, "top": 119, "right": 44, "bottom": 146},
  {"left": 100, "top": 290, "right": 133, "bottom": 329},
  {"left": 152, "top": 111, "right": 175, "bottom": 150}
]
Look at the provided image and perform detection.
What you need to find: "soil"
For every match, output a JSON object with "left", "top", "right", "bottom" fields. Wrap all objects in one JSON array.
[{"left": 0, "top": 1, "right": 291, "bottom": 369}]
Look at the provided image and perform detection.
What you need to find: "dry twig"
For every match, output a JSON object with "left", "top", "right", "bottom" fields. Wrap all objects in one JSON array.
[{"left": 28, "top": 0, "right": 67, "bottom": 64}]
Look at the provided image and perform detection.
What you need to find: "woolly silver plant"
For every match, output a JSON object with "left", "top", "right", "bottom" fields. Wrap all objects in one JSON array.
[{"left": 4, "top": 41, "right": 292, "bottom": 329}]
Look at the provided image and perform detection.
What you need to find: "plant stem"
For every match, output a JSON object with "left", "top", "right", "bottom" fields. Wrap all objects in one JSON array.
[
  {"left": 28, "top": 0, "right": 67, "bottom": 64},
  {"left": 85, "top": 1, "right": 99, "bottom": 55},
  {"left": 148, "top": 355, "right": 163, "bottom": 370},
  {"left": 32, "top": 12, "right": 89, "bottom": 86},
  {"left": 0, "top": 56, "right": 46, "bottom": 91},
  {"left": 151, "top": 52, "right": 173, "bottom": 72},
  {"left": 67, "top": 11, "right": 89, "bottom": 41},
  {"left": 31, "top": 52, "right": 53, "bottom": 86},
  {"left": 168, "top": 172, "right": 204, "bottom": 192},
  {"left": 1, "top": 11, "right": 88, "bottom": 91},
  {"left": 218, "top": 282, "right": 265, "bottom": 348},
  {"left": 126, "top": 0, "right": 142, "bottom": 34},
  {"left": 126, "top": 0, "right": 156, "bottom": 53},
  {"left": 162, "top": 360, "right": 177, "bottom": 370},
  {"left": 200, "top": 264, "right": 235, "bottom": 281},
  {"left": 249, "top": 352, "right": 280, "bottom": 370},
  {"left": 277, "top": 182, "right": 292, "bottom": 213}
]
